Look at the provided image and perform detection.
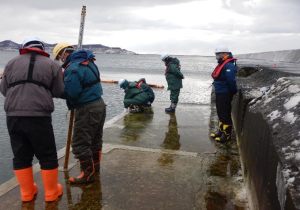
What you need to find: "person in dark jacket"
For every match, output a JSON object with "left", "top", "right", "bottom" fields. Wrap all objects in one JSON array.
[
  {"left": 210, "top": 47, "right": 237, "bottom": 143},
  {"left": 119, "top": 78, "right": 155, "bottom": 113},
  {"left": 161, "top": 54, "right": 184, "bottom": 113},
  {"left": 0, "top": 37, "right": 64, "bottom": 202},
  {"left": 53, "top": 43, "right": 106, "bottom": 184}
]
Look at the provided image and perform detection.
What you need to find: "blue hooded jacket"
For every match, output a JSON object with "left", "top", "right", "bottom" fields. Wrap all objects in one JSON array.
[
  {"left": 213, "top": 58, "right": 237, "bottom": 94},
  {"left": 64, "top": 50, "right": 103, "bottom": 109}
]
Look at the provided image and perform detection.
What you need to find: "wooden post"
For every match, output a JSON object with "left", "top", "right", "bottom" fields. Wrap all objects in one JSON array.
[
  {"left": 63, "top": 110, "right": 74, "bottom": 170},
  {"left": 63, "top": 5, "right": 86, "bottom": 170}
]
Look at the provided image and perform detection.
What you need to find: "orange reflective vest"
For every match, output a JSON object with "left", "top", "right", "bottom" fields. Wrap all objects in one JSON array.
[
  {"left": 19, "top": 47, "right": 50, "bottom": 57},
  {"left": 211, "top": 58, "right": 236, "bottom": 79}
]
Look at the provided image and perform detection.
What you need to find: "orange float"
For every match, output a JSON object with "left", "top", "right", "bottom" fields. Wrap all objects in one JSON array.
[{"left": 101, "top": 79, "right": 164, "bottom": 89}]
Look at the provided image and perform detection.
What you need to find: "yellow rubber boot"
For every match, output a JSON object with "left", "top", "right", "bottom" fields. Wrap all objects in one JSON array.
[
  {"left": 210, "top": 121, "right": 223, "bottom": 139},
  {"left": 41, "top": 168, "right": 63, "bottom": 202},
  {"left": 14, "top": 167, "right": 38, "bottom": 202},
  {"left": 215, "top": 124, "right": 232, "bottom": 143}
]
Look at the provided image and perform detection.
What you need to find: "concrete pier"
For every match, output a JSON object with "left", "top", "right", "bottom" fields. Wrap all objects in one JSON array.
[
  {"left": 233, "top": 65, "right": 300, "bottom": 210},
  {"left": 0, "top": 102, "right": 248, "bottom": 210}
]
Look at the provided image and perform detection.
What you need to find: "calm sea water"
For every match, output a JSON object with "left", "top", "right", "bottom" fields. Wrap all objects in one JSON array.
[{"left": 0, "top": 51, "right": 215, "bottom": 184}]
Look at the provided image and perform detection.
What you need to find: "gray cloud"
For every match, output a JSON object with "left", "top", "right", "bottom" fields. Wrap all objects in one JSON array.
[
  {"left": 221, "top": 0, "right": 300, "bottom": 33},
  {"left": 0, "top": 0, "right": 193, "bottom": 10},
  {"left": 0, "top": 0, "right": 300, "bottom": 55}
]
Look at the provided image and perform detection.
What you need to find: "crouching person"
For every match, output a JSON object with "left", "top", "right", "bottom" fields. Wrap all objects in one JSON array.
[
  {"left": 118, "top": 78, "right": 155, "bottom": 113},
  {"left": 53, "top": 43, "right": 106, "bottom": 184},
  {"left": 0, "top": 37, "right": 64, "bottom": 202}
]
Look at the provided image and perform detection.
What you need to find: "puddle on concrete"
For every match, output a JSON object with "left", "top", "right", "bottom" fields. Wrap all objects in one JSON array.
[
  {"left": 1, "top": 147, "right": 248, "bottom": 210},
  {"left": 204, "top": 144, "right": 248, "bottom": 210},
  {"left": 103, "top": 103, "right": 215, "bottom": 153},
  {"left": 121, "top": 111, "right": 154, "bottom": 142},
  {"left": 64, "top": 174, "right": 103, "bottom": 210},
  {"left": 157, "top": 153, "right": 176, "bottom": 166},
  {"left": 161, "top": 114, "right": 181, "bottom": 150},
  {"left": 207, "top": 98, "right": 249, "bottom": 210},
  {"left": 205, "top": 191, "right": 246, "bottom": 210},
  {"left": 209, "top": 152, "right": 240, "bottom": 177},
  {"left": 0, "top": 103, "right": 248, "bottom": 210}
]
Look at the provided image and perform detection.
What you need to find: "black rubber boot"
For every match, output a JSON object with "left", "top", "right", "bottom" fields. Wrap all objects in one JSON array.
[
  {"left": 165, "top": 103, "right": 176, "bottom": 113},
  {"left": 215, "top": 124, "right": 232, "bottom": 143},
  {"left": 92, "top": 150, "right": 102, "bottom": 173},
  {"left": 69, "top": 158, "right": 95, "bottom": 184},
  {"left": 210, "top": 122, "right": 223, "bottom": 139}
]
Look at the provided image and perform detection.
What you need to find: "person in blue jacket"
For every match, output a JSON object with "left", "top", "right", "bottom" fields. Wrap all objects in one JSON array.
[
  {"left": 53, "top": 43, "right": 106, "bottom": 184},
  {"left": 210, "top": 47, "right": 237, "bottom": 143}
]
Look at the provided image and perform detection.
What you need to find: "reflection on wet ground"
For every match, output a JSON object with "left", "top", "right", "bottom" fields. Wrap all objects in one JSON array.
[
  {"left": 205, "top": 143, "right": 247, "bottom": 210},
  {"left": 161, "top": 114, "right": 181, "bottom": 150},
  {"left": 63, "top": 172, "right": 103, "bottom": 210},
  {"left": 103, "top": 103, "right": 215, "bottom": 153},
  {"left": 158, "top": 114, "right": 181, "bottom": 166},
  {"left": 205, "top": 191, "right": 245, "bottom": 210},
  {"left": 121, "top": 108, "right": 154, "bottom": 142},
  {"left": 209, "top": 150, "right": 240, "bottom": 177},
  {"left": 0, "top": 102, "right": 248, "bottom": 209}
]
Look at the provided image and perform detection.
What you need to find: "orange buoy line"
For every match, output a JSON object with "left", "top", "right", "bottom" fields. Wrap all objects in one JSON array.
[
  {"left": 101, "top": 79, "right": 118, "bottom": 84},
  {"left": 101, "top": 79, "right": 164, "bottom": 89},
  {"left": 0, "top": 74, "right": 164, "bottom": 88}
]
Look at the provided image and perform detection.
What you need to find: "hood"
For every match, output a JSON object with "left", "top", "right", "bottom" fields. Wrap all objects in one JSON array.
[
  {"left": 169, "top": 57, "right": 180, "bottom": 65},
  {"left": 70, "top": 50, "right": 95, "bottom": 63}
]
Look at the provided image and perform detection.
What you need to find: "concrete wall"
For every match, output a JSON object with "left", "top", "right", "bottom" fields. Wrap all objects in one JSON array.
[{"left": 231, "top": 67, "right": 300, "bottom": 210}]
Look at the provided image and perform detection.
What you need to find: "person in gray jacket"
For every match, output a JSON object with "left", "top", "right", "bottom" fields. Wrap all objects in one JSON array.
[{"left": 0, "top": 37, "right": 64, "bottom": 202}]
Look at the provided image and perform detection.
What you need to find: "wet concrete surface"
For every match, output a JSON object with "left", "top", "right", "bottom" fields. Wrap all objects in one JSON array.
[
  {"left": 103, "top": 103, "right": 215, "bottom": 153},
  {"left": 0, "top": 102, "right": 248, "bottom": 210}
]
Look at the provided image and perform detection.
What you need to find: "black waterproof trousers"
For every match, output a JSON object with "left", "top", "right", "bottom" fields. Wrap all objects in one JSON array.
[
  {"left": 72, "top": 98, "right": 106, "bottom": 160},
  {"left": 215, "top": 93, "right": 233, "bottom": 125},
  {"left": 7, "top": 116, "right": 58, "bottom": 170}
]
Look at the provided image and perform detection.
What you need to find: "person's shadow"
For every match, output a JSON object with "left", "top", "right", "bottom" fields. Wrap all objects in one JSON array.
[{"left": 158, "top": 114, "right": 181, "bottom": 166}]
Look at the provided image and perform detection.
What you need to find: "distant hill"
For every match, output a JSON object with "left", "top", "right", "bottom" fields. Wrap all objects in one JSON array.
[
  {"left": 0, "top": 40, "right": 20, "bottom": 49},
  {"left": 0, "top": 40, "right": 136, "bottom": 55}
]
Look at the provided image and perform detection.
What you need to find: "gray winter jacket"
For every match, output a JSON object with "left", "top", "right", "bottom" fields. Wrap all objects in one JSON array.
[{"left": 0, "top": 52, "right": 64, "bottom": 116}]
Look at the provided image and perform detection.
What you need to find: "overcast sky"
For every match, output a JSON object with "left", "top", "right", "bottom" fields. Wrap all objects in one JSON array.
[{"left": 0, "top": 0, "right": 299, "bottom": 55}]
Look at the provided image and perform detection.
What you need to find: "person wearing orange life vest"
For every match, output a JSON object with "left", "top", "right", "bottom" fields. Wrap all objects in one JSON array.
[
  {"left": 210, "top": 47, "right": 237, "bottom": 143},
  {"left": 0, "top": 37, "right": 64, "bottom": 202}
]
